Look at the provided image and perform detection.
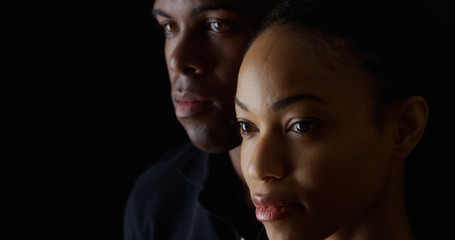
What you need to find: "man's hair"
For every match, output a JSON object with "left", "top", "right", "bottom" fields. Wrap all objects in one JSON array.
[{"left": 258, "top": 0, "right": 449, "bottom": 124}]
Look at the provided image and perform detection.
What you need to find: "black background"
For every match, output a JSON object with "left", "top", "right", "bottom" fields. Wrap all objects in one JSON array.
[
  {"left": 10, "top": 0, "right": 453, "bottom": 239},
  {"left": 65, "top": 2, "right": 190, "bottom": 239},
  {"left": 13, "top": 1, "right": 188, "bottom": 239}
]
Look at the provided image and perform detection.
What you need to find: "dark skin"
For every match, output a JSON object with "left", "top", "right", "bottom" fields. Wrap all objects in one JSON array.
[
  {"left": 236, "top": 25, "right": 428, "bottom": 240},
  {"left": 153, "top": 0, "right": 268, "bottom": 154},
  {"left": 152, "top": 0, "right": 277, "bottom": 238}
]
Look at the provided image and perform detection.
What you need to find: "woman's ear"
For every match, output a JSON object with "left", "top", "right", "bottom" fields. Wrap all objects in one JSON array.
[{"left": 392, "top": 95, "right": 429, "bottom": 159}]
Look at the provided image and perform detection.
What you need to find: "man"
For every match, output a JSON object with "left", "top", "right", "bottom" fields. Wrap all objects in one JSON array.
[{"left": 124, "top": 0, "right": 278, "bottom": 239}]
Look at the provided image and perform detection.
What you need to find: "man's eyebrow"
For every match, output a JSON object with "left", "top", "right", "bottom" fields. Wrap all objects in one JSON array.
[
  {"left": 151, "top": 9, "right": 171, "bottom": 18},
  {"left": 234, "top": 97, "right": 249, "bottom": 112},
  {"left": 272, "top": 94, "right": 326, "bottom": 111},
  {"left": 192, "top": 4, "right": 247, "bottom": 16}
]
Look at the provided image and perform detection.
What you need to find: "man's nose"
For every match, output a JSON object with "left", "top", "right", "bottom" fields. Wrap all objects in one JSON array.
[{"left": 166, "top": 30, "right": 210, "bottom": 76}]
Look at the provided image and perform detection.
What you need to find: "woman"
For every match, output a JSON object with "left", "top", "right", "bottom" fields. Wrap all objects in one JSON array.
[{"left": 234, "top": 0, "right": 438, "bottom": 239}]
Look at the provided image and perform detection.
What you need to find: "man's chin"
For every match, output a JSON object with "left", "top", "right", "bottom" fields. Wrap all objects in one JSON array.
[
  {"left": 186, "top": 130, "right": 241, "bottom": 154},
  {"left": 179, "top": 116, "right": 241, "bottom": 153}
]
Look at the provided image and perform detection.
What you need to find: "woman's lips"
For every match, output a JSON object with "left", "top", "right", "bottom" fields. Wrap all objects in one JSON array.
[{"left": 253, "top": 196, "right": 303, "bottom": 222}]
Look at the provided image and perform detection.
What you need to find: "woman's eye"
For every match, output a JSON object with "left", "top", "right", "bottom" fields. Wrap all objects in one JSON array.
[
  {"left": 237, "top": 121, "right": 256, "bottom": 137},
  {"left": 208, "top": 20, "right": 231, "bottom": 33},
  {"left": 289, "top": 120, "right": 319, "bottom": 134}
]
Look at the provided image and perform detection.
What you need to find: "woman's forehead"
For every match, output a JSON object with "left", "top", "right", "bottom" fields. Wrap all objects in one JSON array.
[{"left": 237, "top": 26, "right": 372, "bottom": 111}]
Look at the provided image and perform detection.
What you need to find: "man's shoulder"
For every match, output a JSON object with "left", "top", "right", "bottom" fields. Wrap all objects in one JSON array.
[
  {"left": 154, "top": 141, "right": 205, "bottom": 169},
  {"left": 124, "top": 142, "right": 246, "bottom": 239},
  {"left": 144, "top": 142, "right": 206, "bottom": 179},
  {"left": 124, "top": 142, "right": 213, "bottom": 239},
  {"left": 129, "top": 142, "right": 208, "bottom": 198}
]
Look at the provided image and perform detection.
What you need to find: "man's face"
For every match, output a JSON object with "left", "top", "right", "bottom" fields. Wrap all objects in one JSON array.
[{"left": 153, "top": 0, "right": 264, "bottom": 153}]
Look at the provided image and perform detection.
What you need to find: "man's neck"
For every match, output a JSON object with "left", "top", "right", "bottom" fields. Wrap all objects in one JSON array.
[
  {"left": 228, "top": 145, "right": 246, "bottom": 185},
  {"left": 228, "top": 145, "right": 255, "bottom": 208},
  {"left": 228, "top": 145, "right": 262, "bottom": 239}
]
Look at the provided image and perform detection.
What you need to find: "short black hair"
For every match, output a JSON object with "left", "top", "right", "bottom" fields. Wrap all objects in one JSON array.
[{"left": 257, "top": 0, "right": 450, "bottom": 124}]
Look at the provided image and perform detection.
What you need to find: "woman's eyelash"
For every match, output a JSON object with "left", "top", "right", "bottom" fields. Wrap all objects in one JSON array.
[
  {"left": 288, "top": 120, "right": 320, "bottom": 134},
  {"left": 236, "top": 119, "right": 320, "bottom": 138},
  {"left": 237, "top": 120, "right": 256, "bottom": 137}
]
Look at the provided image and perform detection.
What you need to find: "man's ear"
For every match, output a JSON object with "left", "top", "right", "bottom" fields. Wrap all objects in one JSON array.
[{"left": 392, "top": 95, "right": 429, "bottom": 159}]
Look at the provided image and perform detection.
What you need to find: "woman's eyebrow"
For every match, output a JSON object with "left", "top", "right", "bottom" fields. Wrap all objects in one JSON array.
[
  {"left": 235, "top": 94, "right": 325, "bottom": 113},
  {"left": 271, "top": 94, "right": 326, "bottom": 111},
  {"left": 234, "top": 97, "right": 249, "bottom": 112}
]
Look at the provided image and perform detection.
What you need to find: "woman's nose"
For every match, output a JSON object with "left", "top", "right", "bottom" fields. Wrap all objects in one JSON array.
[{"left": 245, "top": 133, "right": 288, "bottom": 183}]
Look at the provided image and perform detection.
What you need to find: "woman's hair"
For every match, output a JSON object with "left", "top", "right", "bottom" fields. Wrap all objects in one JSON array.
[{"left": 258, "top": 0, "right": 449, "bottom": 125}]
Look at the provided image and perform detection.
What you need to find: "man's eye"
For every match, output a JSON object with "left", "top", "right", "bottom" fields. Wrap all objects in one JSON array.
[
  {"left": 208, "top": 20, "right": 231, "bottom": 33},
  {"left": 289, "top": 120, "right": 319, "bottom": 134},
  {"left": 162, "top": 22, "right": 178, "bottom": 35}
]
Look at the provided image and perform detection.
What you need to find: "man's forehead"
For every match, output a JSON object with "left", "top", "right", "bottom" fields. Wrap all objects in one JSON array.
[
  {"left": 154, "top": 0, "right": 249, "bottom": 6},
  {"left": 153, "top": 0, "right": 256, "bottom": 15}
]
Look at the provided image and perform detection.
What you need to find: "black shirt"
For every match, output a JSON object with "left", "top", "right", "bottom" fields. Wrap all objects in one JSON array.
[{"left": 124, "top": 142, "right": 267, "bottom": 240}]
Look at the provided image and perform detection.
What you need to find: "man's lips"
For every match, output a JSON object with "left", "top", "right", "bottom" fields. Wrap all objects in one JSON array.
[
  {"left": 173, "top": 90, "right": 210, "bottom": 103},
  {"left": 253, "top": 196, "right": 303, "bottom": 222},
  {"left": 173, "top": 91, "right": 213, "bottom": 117}
]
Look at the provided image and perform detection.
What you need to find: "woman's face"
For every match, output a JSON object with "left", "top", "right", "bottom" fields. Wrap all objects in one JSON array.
[{"left": 235, "top": 27, "right": 397, "bottom": 239}]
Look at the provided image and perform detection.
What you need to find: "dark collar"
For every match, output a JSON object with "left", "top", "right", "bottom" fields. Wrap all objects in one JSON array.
[
  {"left": 177, "top": 144, "right": 232, "bottom": 189},
  {"left": 177, "top": 144, "right": 264, "bottom": 239},
  {"left": 178, "top": 145, "right": 211, "bottom": 188}
]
